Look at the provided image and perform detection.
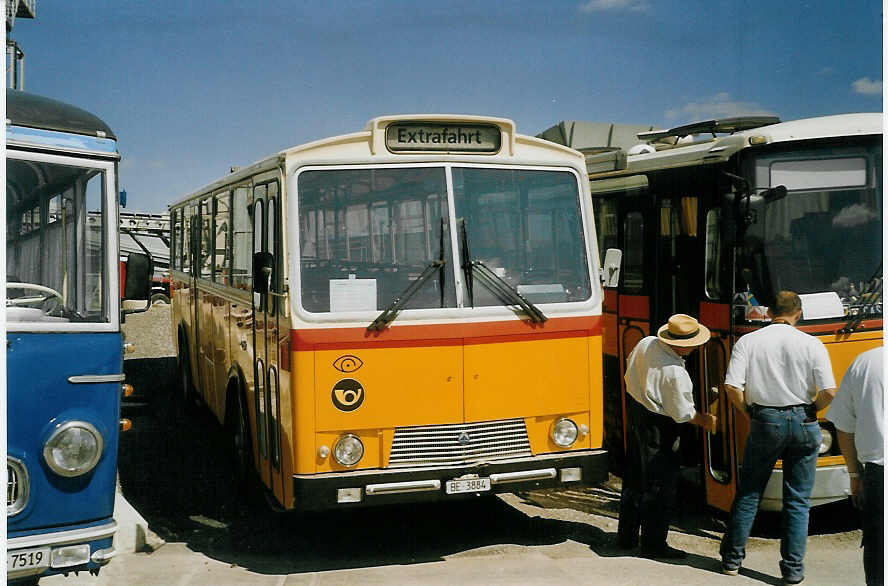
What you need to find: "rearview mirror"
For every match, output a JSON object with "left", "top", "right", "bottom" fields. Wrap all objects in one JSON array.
[
  {"left": 253, "top": 252, "right": 274, "bottom": 294},
  {"left": 602, "top": 248, "right": 622, "bottom": 288},
  {"left": 124, "top": 252, "right": 152, "bottom": 300}
]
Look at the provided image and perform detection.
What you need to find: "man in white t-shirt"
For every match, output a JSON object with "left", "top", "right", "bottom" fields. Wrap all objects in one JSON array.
[
  {"left": 617, "top": 314, "right": 716, "bottom": 559},
  {"left": 720, "top": 291, "right": 836, "bottom": 584},
  {"left": 826, "top": 347, "right": 884, "bottom": 586}
]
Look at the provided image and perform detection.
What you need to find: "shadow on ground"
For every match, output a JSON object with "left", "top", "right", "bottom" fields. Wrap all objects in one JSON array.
[
  {"left": 117, "top": 359, "right": 618, "bottom": 575},
  {"left": 119, "top": 357, "right": 860, "bottom": 578}
]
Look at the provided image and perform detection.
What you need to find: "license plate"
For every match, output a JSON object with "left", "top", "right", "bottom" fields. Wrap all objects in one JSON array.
[
  {"left": 8, "top": 547, "right": 50, "bottom": 572},
  {"left": 446, "top": 477, "right": 491, "bottom": 494}
]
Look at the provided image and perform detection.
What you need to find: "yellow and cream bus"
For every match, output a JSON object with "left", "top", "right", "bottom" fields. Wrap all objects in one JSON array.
[{"left": 168, "top": 115, "right": 608, "bottom": 510}]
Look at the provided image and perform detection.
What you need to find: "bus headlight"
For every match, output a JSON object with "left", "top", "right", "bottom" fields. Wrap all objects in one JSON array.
[
  {"left": 551, "top": 418, "right": 579, "bottom": 448},
  {"left": 818, "top": 424, "right": 833, "bottom": 455},
  {"left": 333, "top": 434, "right": 364, "bottom": 467},
  {"left": 43, "top": 421, "right": 103, "bottom": 477}
]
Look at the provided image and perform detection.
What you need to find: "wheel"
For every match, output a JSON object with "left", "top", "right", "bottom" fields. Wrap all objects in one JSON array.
[
  {"left": 226, "top": 381, "right": 262, "bottom": 508},
  {"left": 177, "top": 333, "right": 197, "bottom": 414},
  {"left": 150, "top": 293, "right": 170, "bottom": 305}
]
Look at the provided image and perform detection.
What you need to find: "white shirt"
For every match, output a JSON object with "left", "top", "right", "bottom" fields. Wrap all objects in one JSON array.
[
  {"left": 624, "top": 336, "right": 697, "bottom": 424},
  {"left": 826, "top": 347, "right": 884, "bottom": 466},
  {"left": 724, "top": 323, "right": 836, "bottom": 406}
]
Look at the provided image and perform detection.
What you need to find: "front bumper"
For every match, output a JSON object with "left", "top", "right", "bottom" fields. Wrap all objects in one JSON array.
[
  {"left": 7, "top": 520, "right": 116, "bottom": 581},
  {"left": 760, "top": 464, "right": 850, "bottom": 511},
  {"left": 293, "top": 449, "right": 607, "bottom": 510}
]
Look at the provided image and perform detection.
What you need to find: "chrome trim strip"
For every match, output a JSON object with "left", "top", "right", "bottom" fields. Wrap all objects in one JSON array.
[
  {"left": 8, "top": 520, "right": 117, "bottom": 550},
  {"left": 68, "top": 374, "right": 126, "bottom": 384},
  {"left": 365, "top": 480, "right": 442, "bottom": 495},
  {"left": 489, "top": 468, "right": 557, "bottom": 485},
  {"left": 91, "top": 547, "right": 117, "bottom": 564}
]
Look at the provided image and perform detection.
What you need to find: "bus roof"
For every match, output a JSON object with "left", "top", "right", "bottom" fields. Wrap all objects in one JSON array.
[
  {"left": 169, "top": 114, "right": 585, "bottom": 208},
  {"left": 584, "top": 113, "right": 882, "bottom": 178},
  {"left": 6, "top": 90, "right": 117, "bottom": 140}
]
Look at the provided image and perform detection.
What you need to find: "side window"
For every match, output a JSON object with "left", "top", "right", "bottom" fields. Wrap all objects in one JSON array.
[
  {"left": 268, "top": 367, "right": 280, "bottom": 469},
  {"left": 231, "top": 186, "right": 251, "bottom": 290},
  {"left": 705, "top": 208, "right": 723, "bottom": 299},
  {"left": 255, "top": 358, "right": 266, "bottom": 459},
  {"left": 183, "top": 206, "right": 194, "bottom": 274},
  {"left": 622, "top": 211, "right": 644, "bottom": 292},
  {"left": 267, "top": 183, "right": 279, "bottom": 315},
  {"left": 170, "top": 210, "right": 179, "bottom": 271},
  {"left": 214, "top": 191, "right": 231, "bottom": 283},
  {"left": 253, "top": 193, "right": 265, "bottom": 309},
  {"left": 199, "top": 198, "right": 212, "bottom": 279},
  {"left": 592, "top": 197, "right": 618, "bottom": 265}
]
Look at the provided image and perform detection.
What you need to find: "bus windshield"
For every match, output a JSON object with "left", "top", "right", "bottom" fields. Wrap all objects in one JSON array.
[
  {"left": 740, "top": 151, "right": 882, "bottom": 315},
  {"left": 6, "top": 157, "right": 108, "bottom": 324},
  {"left": 298, "top": 165, "right": 590, "bottom": 315}
]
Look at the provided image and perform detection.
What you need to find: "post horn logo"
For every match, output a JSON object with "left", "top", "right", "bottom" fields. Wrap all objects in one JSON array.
[
  {"left": 332, "top": 378, "right": 365, "bottom": 412},
  {"left": 333, "top": 354, "right": 363, "bottom": 373}
]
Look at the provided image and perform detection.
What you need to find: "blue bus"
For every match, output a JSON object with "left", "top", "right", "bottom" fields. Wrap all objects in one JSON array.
[{"left": 6, "top": 90, "right": 151, "bottom": 583}]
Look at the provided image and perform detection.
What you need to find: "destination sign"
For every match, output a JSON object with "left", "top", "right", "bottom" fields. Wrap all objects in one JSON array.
[{"left": 385, "top": 123, "right": 501, "bottom": 153}]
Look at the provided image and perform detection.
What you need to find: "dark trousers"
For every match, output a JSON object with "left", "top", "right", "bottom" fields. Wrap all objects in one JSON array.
[
  {"left": 618, "top": 395, "right": 681, "bottom": 551},
  {"left": 863, "top": 462, "right": 884, "bottom": 586}
]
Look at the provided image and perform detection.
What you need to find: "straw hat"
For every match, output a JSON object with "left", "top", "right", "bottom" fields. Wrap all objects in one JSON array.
[{"left": 657, "top": 314, "right": 711, "bottom": 347}]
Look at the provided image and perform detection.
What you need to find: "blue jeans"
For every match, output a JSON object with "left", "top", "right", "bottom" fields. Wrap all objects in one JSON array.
[{"left": 720, "top": 405, "right": 821, "bottom": 580}]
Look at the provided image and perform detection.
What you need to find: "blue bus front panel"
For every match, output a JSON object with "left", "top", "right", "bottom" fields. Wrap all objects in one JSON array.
[{"left": 7, "top": 332, "right": 122, "bottom": 581}]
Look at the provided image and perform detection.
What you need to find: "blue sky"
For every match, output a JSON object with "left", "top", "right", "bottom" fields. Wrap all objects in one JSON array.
[{"left": 10, "top": 1, "right": 883, "bottom": 212}]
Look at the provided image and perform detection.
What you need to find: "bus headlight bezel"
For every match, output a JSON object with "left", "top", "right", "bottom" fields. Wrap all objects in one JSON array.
[
  {"left": 333, "top": 434, "right": 364, "bottom": 467},
  {"left": 551, "top": 418, "right": 579, "bottom": 448},
  {"left": 43, "top": 421, "right": 104, "bottom": 478}
]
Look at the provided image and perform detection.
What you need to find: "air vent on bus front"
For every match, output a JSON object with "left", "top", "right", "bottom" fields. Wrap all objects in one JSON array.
[
  {"left": 388, "top": 418, "right": 532, "bottom": 468},
  {"left": 7, "top": 458, "right": 28, "bottom": 516}
]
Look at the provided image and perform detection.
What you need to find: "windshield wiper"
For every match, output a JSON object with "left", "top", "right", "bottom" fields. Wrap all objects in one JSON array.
[
  {"left": 458, "top": 218, "right": 546, "bottom": 324},
  {"left": 367, "top": 260, "right": 446, "bottom": 332},
  {"left": 470, "top": 260, "right": 548, "bottom": 323},
  {"left": 839, "top": 262, "right": 883, "bottom": 334}
]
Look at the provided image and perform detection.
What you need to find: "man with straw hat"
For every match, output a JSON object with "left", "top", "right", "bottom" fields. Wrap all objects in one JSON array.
[{"left": 618, "top": 313, "right": 717, "bottom": 559}]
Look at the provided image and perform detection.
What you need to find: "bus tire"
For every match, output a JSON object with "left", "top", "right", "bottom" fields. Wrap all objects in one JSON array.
[
  {"left": 226, "top": 380, "right": 256, "bottom": 497},
  {"left": 150, "top": 292, "right": 170, "bottom": 305},
  {"left": 177, "top": 330, "right": 196, "bottom": 415}
]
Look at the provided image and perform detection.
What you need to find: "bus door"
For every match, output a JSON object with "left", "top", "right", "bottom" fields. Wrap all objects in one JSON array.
[
  {"left": 197, "top": 197, "right": 216, "bottom": 403},
  {"left": 251, "top": 181, "right": 284, "bottom": 501},
  {"left": 698, "top": 199, "right": 737, "bottom": 512},
  {"left": 187, "top": 204, "right": 203, "bottom": 394},
  {"left": 615, "top": 195, "right": 652, "bottom": 458}
]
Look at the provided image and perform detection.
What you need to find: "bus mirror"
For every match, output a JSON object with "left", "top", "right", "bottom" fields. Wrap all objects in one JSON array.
[
  {"left": 763, "top": 185, "right": 787, "bottom": 202},
  {"left": 602, "top": 248, "right": 622, "bottom": 288},
  {"left": 123, "top": 252, "right": 152, "bottom": 301},
  {"left": 253, "top": 252, "right": 273, "bottom": 294}
]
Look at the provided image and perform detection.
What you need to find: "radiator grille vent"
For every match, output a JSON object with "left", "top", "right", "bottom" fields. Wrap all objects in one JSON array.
[{"left": 389, "top": 418, "right": 532, "bottom": 468}]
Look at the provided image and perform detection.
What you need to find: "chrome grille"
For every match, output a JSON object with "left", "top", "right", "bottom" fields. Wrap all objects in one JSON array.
[
  {"left": 7, "top": 457, "right": 28, "bottom": 517},
  {"left": 389, "top": 418, "right": 532, "bottom": 468}
]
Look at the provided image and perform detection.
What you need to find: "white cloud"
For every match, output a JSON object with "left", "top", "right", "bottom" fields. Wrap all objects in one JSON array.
[
  {"left": 833, "top": 203, "right": 878, "bottom": 228},
  {"left": 578, "top": 0, "right": 651, "bottom": 13},
  {"left": 665, "top": 92, "right": 777, "bottom": 122},
  {"left": 851, "top": 77, "right": 882, "bottom": 96}
]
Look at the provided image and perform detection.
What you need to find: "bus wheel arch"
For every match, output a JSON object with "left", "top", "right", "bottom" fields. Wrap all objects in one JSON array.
[{"left": 177, "top": 324, "right": 196, "bottom": 413}]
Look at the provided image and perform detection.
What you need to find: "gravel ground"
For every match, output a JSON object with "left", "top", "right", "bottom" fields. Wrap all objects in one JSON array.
[{"left": 122, "top": 301, "right": 175, "bottom": 359}]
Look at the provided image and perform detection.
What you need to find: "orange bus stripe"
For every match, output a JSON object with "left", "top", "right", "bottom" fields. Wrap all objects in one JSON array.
[{"left": 291, "top": 315, "right": 602, "bottom": 350}]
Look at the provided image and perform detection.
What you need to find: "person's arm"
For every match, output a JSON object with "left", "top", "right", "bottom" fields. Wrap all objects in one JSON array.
[
  {"left": 835, "top": 428, "right": 863, "bottom": 508},
  {"left": 690, "top": 410, "right": 717, "bottom": 432},
  {"left": 813, "top": 387, "right": 837, "bottom": 411},
  {"left": 724, "top": 383, "right": 749, "bottom": 420}
]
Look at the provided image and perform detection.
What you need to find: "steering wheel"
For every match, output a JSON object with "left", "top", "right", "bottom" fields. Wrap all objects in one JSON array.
[{"left": 6, "top": 282, "right": 65, "bottom": 313}]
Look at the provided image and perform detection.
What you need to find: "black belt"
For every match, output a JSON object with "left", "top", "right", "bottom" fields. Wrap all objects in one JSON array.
[{"left": 750, "top": 403, "right": 817, "bottom": 421}]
